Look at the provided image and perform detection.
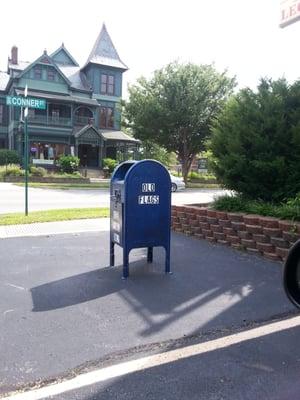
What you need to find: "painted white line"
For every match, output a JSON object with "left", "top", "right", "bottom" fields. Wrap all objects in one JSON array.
[
  {"left": 5, "top": 284, "right": 25, "bottom": 291},
  {"left": 3, "top": 314, "right": 300, "bottom": 400}
]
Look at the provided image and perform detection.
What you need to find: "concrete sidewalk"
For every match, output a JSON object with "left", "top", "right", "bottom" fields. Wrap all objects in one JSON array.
[{"left": 0, "top": 218, "right": 109, "bottom": 238}]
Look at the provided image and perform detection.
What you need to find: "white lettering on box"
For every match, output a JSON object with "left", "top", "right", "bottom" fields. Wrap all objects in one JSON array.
[
  {"left": 142, "top": 183, "right": 156, "bottom": 192},
  {"left": 113, "top": 211, "right": 119, "bottom": 220},
  {"left": 138, "top": 195, "right": 160, "bottom": 205},
  {"left": 113, "top": 233, "right": 120, "bottom": 243},
  {"left": 112, "top": 221, "right": 120, "bottom": 231}
]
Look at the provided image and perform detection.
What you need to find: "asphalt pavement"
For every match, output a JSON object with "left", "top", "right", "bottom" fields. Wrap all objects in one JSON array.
[
  {"left": 0, "top": 230, "right": 295, "bottom": 399},
  {"left": 0, "top": 183, "right": 228, "bottom": 213}
]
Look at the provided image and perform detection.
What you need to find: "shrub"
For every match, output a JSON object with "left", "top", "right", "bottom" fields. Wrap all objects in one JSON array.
[
  {"left": 103, "top": 158, "right": 118, "bottom": 173},
  {"left": 212, "top": 194, "right": 300, "bottom": 221},
  {"left": 0, "top": 164, "right": 24, "bottom": 178},
  {"left": 57, "top": 155, "right": 80, "bottom": 174},
  {"left": 0, "top": 150, "right": 20, "bottom": 166},
  {"left": 210, "top": 78, "right": 300, "bottom": 202},
  {"left": 188, "top": 171, "right": 217, "bottom": 181},
  {"left": 29, "top": 166, "right": 47, "bottom": 177}
]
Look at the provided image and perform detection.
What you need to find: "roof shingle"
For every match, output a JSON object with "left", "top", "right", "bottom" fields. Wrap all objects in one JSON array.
[
  {"left": 84, "top": 24, "right": 128, "bottom": 71},
  {"left": 0, "top": 71, "right": 10, "bottom": 91}
]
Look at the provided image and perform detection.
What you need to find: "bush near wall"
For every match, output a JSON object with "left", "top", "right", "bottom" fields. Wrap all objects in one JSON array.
[
  {"left": 210, "top": 79, "right": 300, "bottom": 202},
  {"left": 0, "top": 150, "right": 20, "bottom": 166},
  {"left": 171, "top": 205, "right": 300, "bottom": 262}
]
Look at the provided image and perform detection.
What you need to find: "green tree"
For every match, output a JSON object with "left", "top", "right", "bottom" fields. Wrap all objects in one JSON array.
[
  {"left": 124, "top": 62, "right": 236, "bottom": 182},
  {"left": 138, "top": 140, "right": 176, "bottom": 167},
  {"left": 210, "top": 78, "right": 300, "bottom": 202}
]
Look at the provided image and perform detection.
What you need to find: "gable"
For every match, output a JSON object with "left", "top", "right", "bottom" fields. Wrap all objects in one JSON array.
[
  {"left": 51, "top": 46, "right": 79, "bottom": 67},
  {"left": 75, "top": 126, "right": 103, "bottom": 145},
  {"left": 18, "top": 53, "right": 71, "bottom": 86}
]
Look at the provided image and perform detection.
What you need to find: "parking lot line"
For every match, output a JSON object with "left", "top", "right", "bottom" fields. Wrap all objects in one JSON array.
[{"left": 2, "top": 314, "right": 300, "bottom": 400}]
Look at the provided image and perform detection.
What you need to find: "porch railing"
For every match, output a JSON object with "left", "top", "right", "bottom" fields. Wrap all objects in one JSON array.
[
  {"left": 74, "top": 116, "right": 94, "bottom": 126},
  {"left": 26, "top": 115, "right": 72, "bottom": 127}
]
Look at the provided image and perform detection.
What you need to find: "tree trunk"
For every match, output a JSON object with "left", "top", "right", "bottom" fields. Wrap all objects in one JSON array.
[{"left": 181, "top": 156, "right": 194, "bottom": 184}]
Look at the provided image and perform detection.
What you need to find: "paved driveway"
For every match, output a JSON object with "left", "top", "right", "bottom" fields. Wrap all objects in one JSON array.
[
  {"left": 0, "top": 231, "right": 293, "bottom": 395},
  {"left": 0, "top": 183, "right": 228, "bottom": 213}
]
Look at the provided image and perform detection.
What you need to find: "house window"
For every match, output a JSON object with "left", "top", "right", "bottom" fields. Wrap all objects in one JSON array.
[
  {"left": 34, "top": 66, "right": 42, "bottom": 79},
  {"left": 0, "top": 105, "right": 3, "bottom": 124},
  {"left": 51, "top": 109, "right": 60, "bottom": 122},
  {"left": 48, "top": 68, "right": 55, "bottom": 81},
  {"left": 100, "top": 74, "right": 115, "bottom": 95},
  {"left": 100, "top": 107, "right": 114, "bottom": 128}
]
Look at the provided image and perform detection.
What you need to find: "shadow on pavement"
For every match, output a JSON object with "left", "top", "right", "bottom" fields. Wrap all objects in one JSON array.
[{"left": 31, "top": 233, "right": 292, "bottom": 338}]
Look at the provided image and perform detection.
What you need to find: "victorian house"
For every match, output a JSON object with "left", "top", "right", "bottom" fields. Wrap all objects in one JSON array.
[{"left": 0, "top": 24, "right": 139, "bottom": 168}]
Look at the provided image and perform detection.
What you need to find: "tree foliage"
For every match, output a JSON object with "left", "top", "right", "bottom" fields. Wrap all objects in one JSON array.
[
  {"left": 210, "top": 78, "right": 300, "bottom": 202},
  {"left": 138, "top": 140, "right": 176, "bottom": 167},
  {"left": 124, "top": 62, "right": 236, "bottom": 182},
  {"left": 0, "top": 149, "right": 20, "bottom": 166}
]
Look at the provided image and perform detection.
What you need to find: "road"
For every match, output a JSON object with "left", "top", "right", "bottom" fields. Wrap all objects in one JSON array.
[
  {"left": 0, "top": 183, "right": 228, "bottom": 213},
  {"left": 0, "top": 230, "right": 297, "bottom": 400}
]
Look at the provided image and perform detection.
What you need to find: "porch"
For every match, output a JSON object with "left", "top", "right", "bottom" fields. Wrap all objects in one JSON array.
[{"left": 74, "top": 125, "right": 140, "bottom": 168}]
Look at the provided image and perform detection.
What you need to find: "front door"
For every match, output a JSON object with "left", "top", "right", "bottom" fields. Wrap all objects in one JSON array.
[{"left": 78, "top": 144, "right": 99, "bottom": 167}]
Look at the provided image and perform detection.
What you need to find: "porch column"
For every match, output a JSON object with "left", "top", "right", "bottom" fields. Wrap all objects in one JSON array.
[{"left": 74, "top": 140, "right": 78, "bottom": 157}]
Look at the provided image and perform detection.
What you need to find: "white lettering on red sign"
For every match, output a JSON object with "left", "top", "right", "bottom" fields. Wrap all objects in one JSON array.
[{"left": 280, "top": 0, "right": 300, "bottom": 27}]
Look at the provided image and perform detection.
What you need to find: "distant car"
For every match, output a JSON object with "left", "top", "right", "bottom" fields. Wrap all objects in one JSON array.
[{"left": 169, "top": 173, "right": 185, "bottom": 192}]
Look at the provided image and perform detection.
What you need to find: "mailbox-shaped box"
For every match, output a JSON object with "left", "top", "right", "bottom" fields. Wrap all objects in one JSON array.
[{"left": 110, "top": 160, "right": 171, "bottom": 279}]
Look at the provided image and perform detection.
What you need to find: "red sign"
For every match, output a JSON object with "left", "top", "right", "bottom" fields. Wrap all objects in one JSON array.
[{"left": 280, "top": 0, "right": 300, "bottom": 28}]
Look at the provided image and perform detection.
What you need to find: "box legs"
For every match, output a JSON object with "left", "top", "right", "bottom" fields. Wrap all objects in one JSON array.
[{"left": 147, "top": 247, "right": 153, "bottom": 263}]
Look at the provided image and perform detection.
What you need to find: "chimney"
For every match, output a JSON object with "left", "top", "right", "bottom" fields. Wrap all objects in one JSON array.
[{"left": 11, "top": 46, "right": 18, "bottom": 65}]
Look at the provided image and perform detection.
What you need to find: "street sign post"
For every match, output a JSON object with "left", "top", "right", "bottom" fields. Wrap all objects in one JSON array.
[{"left": 6, "top": 91, "right": 46, "bottom": 216}]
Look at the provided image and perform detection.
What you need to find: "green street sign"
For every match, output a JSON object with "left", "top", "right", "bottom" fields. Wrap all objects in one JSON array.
[{"left": 6, "top": 96, "right": 46, "bottom": 110}]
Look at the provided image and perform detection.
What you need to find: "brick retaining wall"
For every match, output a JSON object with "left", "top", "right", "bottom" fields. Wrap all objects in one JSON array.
[{"left": 171, "top": 205, "right": 300, "bottom": 262}]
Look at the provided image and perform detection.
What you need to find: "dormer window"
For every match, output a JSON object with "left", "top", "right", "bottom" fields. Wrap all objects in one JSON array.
[
  {"left": 47, "top": 68, "right": 55, "bottom": 81},
  {"left": 34, "top": 66, "right": 42, "bottom": 79},
  {"left": 100, "top": 74, "right": 115, "bottom": 95}
]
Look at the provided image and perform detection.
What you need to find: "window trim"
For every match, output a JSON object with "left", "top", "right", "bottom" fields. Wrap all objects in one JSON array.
[
  {"left": 0, "top": 104, "right": 3, "bottom": 124},
  {"left": 100, "top": 74, "right": 115, "bottom": 95},
  {"left": 47, "top": 68, "right": 55, "bottom": 81},
  {"left": 100, "top": 106, "right": 114, "bottom": 129},
  {"left": 34, "top": 66, "right": 42, "bottom": 80}
]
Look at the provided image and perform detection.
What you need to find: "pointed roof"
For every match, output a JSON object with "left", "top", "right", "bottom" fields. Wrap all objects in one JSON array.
[
  {"left": 18, "top": 52, "right": 71, "bottom": 86},
  {"left": 50, "top": 44, "right": 79, "bottom": 66},
  {"left": 83, "top": 24, "right": 128, "bottom": 71}
]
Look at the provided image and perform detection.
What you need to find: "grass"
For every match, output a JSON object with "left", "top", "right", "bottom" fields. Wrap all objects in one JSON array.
[
  {"left": 14, "top": 182, "right": 219, "bottom": 190},
  {"left": 0, "top": 207, "right": 109, "bottom": 226},
  {"left": 14, "top": 182, "right": 110, "bottom": 190},
  {"left": 212, "top": 194, "right": 300, "bottom": 221},
  {"left": 186, "top": 183, "right": 221, "bottom": 189}
]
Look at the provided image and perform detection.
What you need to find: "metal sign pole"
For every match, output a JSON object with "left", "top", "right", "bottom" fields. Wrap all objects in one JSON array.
[
  {"left": 5, "top": 91, "right": 46, "bottom": 216},
  {"left": 24, "top": 85, "right": 29, "bottom": 216}
]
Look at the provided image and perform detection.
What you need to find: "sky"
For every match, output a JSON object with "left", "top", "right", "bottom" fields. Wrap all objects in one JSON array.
[{"left": 0, "top": 0, "right": 300, "bottom": 96}]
